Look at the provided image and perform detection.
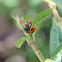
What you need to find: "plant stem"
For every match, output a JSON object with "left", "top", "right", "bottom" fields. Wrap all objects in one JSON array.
[
  {"left": 30, "top": 42, "right": 45, "bottom": 62},
  {"left": 50, "top": 7, "right": 61, "bottom": 21},
  {"left": 43, "top": 0, "right": 61, "bottom": 21}
]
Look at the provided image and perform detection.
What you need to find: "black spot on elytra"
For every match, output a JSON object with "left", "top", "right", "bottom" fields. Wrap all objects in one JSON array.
[
  {"left": 32, "top": 31, "right": 34, "bottom": 33},
  {"left": 31, "top": 28, "right": 33, "bottom": 30}
]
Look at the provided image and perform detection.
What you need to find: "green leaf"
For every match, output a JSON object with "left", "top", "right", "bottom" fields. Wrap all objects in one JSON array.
[
  {"left": 45, "top": 59, "right": 54, "bottom": 62},
  {"left": 50, "top": 19, "right": 62, "bottom": 61},
  {"left": 26, "top": 38, "right": 31, "bottom": 45},
  {"left": 50, "top": 24, "right": 59, "bottom": 58},
  {"left": 56, "top": 19, "right": 62, "bottom": 31},
  {"left": 32, "top": 8, "right": 52, "bottom": 26},
  {"left": 15, "top": 37, "right": 26, "bottom": 48},
  {"left": 53, "top": 52, "right": 61, "bottom": 62},
  {"left": 60, "top": 50, "right": 62, "bottom": 61}
]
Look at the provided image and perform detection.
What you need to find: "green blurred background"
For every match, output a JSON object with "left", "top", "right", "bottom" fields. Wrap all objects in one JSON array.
[{"left": 0, "top": 0, "right": 62, "bottom": 62}]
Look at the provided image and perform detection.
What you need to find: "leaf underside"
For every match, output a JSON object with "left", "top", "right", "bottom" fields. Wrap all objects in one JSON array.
[{"left": 50, "top": 20, "right": 62, "bottom": 61}]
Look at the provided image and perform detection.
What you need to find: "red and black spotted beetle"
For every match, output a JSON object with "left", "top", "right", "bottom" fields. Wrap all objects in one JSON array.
[
  {"left": 24, "top": 26, "right": 36, "bottom": 34},
  {"left": 24, "top": 20, "right": 36, "bottom": 34},
  {"left": 28, "top": 26, "right": 36, "bottom": 34}
]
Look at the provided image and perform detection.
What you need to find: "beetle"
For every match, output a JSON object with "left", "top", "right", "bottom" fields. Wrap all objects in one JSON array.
[{"left": 24, "top": 26, "right": 36, "bottom": 34}]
